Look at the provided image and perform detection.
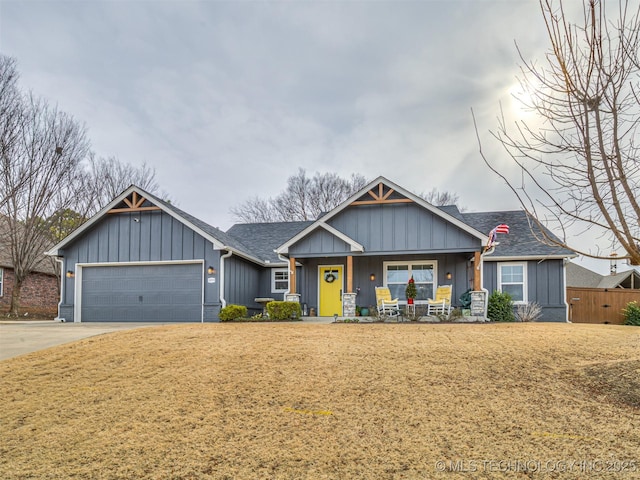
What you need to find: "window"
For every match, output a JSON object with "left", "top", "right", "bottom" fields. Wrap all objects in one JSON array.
[
  {"left": 0, "top": 268, "right": 3, "bottom": 296},
  {"left": 384, "top": 261, "right": 436, "bottom": 303},
  {"left": 498, "top": 262, "right": 527, "bottom": 303},
  {"left": 272, "top": 268, "right": 289, "bottom": 293}
]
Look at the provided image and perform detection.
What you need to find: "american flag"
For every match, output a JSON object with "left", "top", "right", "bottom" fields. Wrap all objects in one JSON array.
[
  {"left": 494, "top": 224, "right": 510, "bottom": 234},
  {"left": 485, "top": 224, "right": 510, "bottom": 251}
]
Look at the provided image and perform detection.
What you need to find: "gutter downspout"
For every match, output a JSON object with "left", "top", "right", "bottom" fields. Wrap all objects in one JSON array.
[
  {"left": 53, "top": 257, "right": 65, "bottom": 322},
  {"left": 563, "top": 257, "right": 571, "bottom": 323},
  {"left": 480, "top": 252, "right": 489, "bottom": 319},
  {"left": 219, "top": 250, "right": 233, "bottom": 308},
  {"left": 277, "top": 253, "right": 291, "bottom": 297}
]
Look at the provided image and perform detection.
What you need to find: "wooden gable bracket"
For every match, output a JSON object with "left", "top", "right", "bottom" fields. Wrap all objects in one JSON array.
[
  {"left": 351, "top": 182, "right": 413, "bottom": 206},
  {"left": 108, "top": 191, "right": 161, "bottom": 214}
]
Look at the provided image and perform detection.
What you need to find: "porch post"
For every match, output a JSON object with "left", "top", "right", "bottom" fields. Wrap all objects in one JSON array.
[
  {"left": 289, "top": 257, "right": 297, "bottom": 294},
  {"left": 473, "top": 251, "right": 482, "bottom": 291},
  {"left": 347, "top": 255, "right": 353, "bottom": 293}
]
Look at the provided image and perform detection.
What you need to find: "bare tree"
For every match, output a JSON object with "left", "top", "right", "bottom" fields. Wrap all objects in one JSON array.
[
  {"left": 82, "top": 154, "right": 161, "bottom": 214},
  {"left": 0, "top": 56, "right": 169, "bottom": 315},
  {"left": 307, "top": 172, "right": 369, "bottom": 217},
  {"left": 0, "top": 93, "right": 90, "bottom": 315},
  {"left": 0, "top": 56, "right": 26, "bottom": 210},
  {"left": 419, "top": 188, "right": 465, "bottom": 210},
  {"left": 231, "top": 196, "right": 279, "bottom": 224},
  {"left": 231, "top": 169, "right": 368, "bottom": 223},
  {"left": 476, "top": 0, "right": 640, "bottom": 264}
]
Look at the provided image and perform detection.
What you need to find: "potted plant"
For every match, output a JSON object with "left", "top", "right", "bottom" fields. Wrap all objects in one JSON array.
[{"left": 405, "top": 276, "right": 417, "bottom": 305}]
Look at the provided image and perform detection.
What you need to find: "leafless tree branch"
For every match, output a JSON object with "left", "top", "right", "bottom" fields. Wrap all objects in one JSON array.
[{"left": 476, "top": 0, "right": 640, "bottom": 264}]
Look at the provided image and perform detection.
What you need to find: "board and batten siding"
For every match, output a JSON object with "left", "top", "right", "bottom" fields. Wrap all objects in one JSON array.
[
  {"left": 289, "top": 204, "right": 481, "bottom": 257},
  {"left": 58, "top": 210, "right": 220, "bottom": 322},
  {"left": 223, "top": 256, "right": 262, "bottom": 310},
  {"left": 333, "top": 204, "right": 480, "bottom": 253},
  {"left": 483, "top": 259, "right": 567, "bottom": 322},
  {"left": 297, "top": 253, "right": 472, "bottom": 315},
  {"left": 287, "top": 229, "right": 353, "bottom": 257}
]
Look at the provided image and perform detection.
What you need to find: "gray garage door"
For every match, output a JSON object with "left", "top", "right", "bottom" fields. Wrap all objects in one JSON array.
[{"left": 81, "top": 263, "right": 203, "bottom": 322}]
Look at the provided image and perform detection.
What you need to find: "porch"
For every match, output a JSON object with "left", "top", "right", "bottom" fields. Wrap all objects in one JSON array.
[{"left": 284, "top": 251, "right": 484, "bottom": 318}]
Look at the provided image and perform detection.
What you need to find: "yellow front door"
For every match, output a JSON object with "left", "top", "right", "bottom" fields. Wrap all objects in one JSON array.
[{"left": 319, "top": 265, "right": 343, "bottom": 317}]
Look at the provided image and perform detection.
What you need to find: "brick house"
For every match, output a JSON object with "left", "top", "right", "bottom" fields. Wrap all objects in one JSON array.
[{"left": 0, "top": 239, "right": 59, "bottom": 319}]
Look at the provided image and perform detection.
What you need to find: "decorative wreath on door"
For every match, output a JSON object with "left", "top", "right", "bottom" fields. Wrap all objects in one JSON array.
[{"left": 324, "top": 272, "right": 336, "bottom": 283}]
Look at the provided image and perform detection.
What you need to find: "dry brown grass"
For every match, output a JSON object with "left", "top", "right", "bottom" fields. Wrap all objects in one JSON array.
[{"left": 1, "top": 323, "right": 639, "bottom": 479}]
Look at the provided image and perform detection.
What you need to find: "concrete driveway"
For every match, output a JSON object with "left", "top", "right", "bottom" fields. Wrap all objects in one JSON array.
[
  {"left": 0, "top": 318, "right": 335, "bottom": 361},
  {"left": 0, "top": 321, "right": 160, "bottom": 361}
]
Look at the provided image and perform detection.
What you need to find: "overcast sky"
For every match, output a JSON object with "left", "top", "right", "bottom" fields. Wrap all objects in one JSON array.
[{"left": 0, "top": 0, "right": 621, "bottom": 273}]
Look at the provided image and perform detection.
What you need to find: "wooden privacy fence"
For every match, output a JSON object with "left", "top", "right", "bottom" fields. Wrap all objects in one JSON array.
[{"left": 567, "top": 287, "right": 640, "bottom": 324}]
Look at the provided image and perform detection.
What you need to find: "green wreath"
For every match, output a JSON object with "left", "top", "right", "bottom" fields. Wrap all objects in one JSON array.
[{"left": 325, "top": 273, "right": 336, "bottom": 283}]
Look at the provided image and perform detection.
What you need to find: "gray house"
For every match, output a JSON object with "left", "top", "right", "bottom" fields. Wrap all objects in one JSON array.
[{"left": 47, "top": 176, "right": 575, "bottom": 322}]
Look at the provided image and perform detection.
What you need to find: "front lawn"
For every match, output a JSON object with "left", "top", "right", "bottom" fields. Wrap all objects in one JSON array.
[{"left": 1, "top": 323, "right": 638, "bottom": 479}]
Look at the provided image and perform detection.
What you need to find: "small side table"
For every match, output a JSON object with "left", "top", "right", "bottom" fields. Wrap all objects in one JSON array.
[
  {"left": 254, "top": 297, "right": 275, "bottom": 316},
  {"left": 405, "top": 303, "right": 416, "bottom": 317}
]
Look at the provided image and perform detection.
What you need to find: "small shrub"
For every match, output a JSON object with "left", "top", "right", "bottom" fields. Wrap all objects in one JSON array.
[
  {"left": 219, "top": 304, "right": 248, "bottom": 322},
  {"left": 266, "top": 301, "right": 302, "bottom": 320},
  {"left": 487, "top": 291, "right": 515, "bottom": 322},
  {"left": 515, "top": 302, "right": 542, "bottom": 322},
  {"left": 623, "top": 301, "right": 640, "bottom": 326}
]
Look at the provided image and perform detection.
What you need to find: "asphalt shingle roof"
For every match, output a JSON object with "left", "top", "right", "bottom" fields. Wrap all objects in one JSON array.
[
  {"left": 460, "top": 210, "right": 576, "bottom": 258},
  {"left": 566, "top": 262, "right": 603, "bottom": 287},
  {"left": 566, "top": 261, "right": 640, "bottom": 288},
  {"left": 144, "top": 192, "right": 260, "bottom": 259},
  {"left": 226, "top": 221, "right": 312, "bottom": 264},
  {"left": 127, "top": 185, "right": 577, "bottom": 264},
  {"left": 0, "top": 217, "right": 57, "bottom": 275}
]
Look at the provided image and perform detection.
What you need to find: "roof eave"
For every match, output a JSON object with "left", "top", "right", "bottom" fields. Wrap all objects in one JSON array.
[
  {"left": 46, "top": 185, "right": 140, "bottom": 256},
  {"left": 275, "top": 176, "right": 489, "bottom": 253},
  {"left": 482, "top": 254, "right": 578, "bottom": 261},
  {"left": 45, "top": 186, "right": 265, "bottom": 265}
]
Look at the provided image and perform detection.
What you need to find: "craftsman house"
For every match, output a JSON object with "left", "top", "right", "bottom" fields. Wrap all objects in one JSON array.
[{"left": 46, "top": 176, "right": 576, "bottom": 322}]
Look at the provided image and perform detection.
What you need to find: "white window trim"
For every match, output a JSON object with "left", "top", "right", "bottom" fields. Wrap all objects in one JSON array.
[
  {"left": 497, "top": 262, "right": 528, "bottom": 304},
  {"left": 0, "top": 267, "right": 3, "bottom": 297},
  {"left": 383, "top": 260, "right": 437, "bottom": 304},
  {"left": 271, "top": 268, "right": 290, "bottom": 294}
]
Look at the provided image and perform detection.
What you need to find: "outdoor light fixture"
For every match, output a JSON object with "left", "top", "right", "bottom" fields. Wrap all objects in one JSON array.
[
  {"left": 207, "top": 266, "right": 216, "bottom": 275},
  {"left": 369, "top": 273, "right": 376, "bottom": 282},
  {"left": 446, "top": 272, "right": 452, "bottom": 280},
  {"left": 66, "top": 270, "right": 74, "bottom": 279}
]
